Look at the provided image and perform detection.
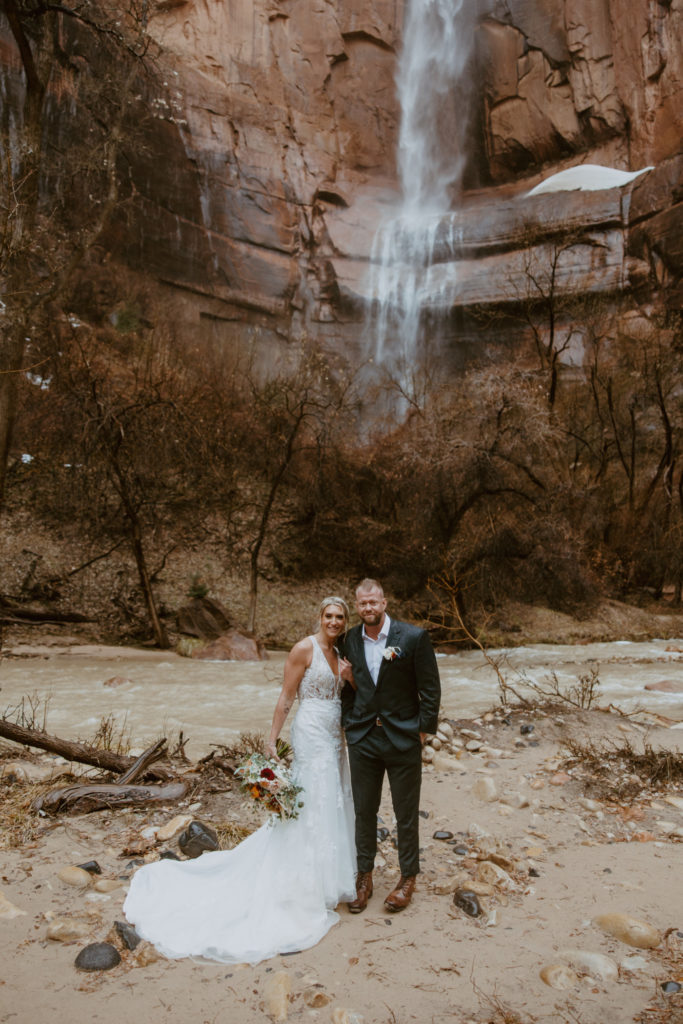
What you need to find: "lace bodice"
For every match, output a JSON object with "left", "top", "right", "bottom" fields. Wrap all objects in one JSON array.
[{"left": 298, "top": 636, "right": 342, "bottom": 701}]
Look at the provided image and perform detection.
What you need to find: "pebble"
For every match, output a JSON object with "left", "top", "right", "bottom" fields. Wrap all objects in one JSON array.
[
  {"left": 74, "top": 942, "right": 121, "bottom": 971},
  {"left": 0, "top": 890, "right": 27, "bottom": 919},
  {"left": 664, "top": 795, "right": 683, "bottom": 812},
  {"left": 472, "top": 778, "right": 498, "bottom": 802},
  {"left": 431, "top": 752, "right": 460, "bottom": 771},
  {"left": 430, "top": 737, "right": 442, "bottom": 750},
  {"left": 113, "top": 920, "right": 141, "bottom": 950},
  {"left": 520, "top": 724, "right": 534, "bottom": 735},
  {"left": 264, "top": 970, "right": 291, "bottom": 1022},
  {"left": 331, "top": 1010, "right": 365, "bottom": 1024},
  {"left": 93, "top": 878, "right": 124, "bottom": 893},
  {"left": 539, "top": 964, "right": 578, "bottom": 990},
  {"left": 661, "top": 982, "right": 682, "bottom": 994},
  {"left": 303, "top": 987, "right": 330, "bottom": 1008},
  {"left": 77, "top": 860, "right": 102, "bottom": 875},
  {"left": 559, "top": 948, "right": 618, "bottom": 981},
  {"left": 437, "top": 722, "right": 454, "bottom": 740},
  {"left": 465, "top": 740, "right": 482, "bottom": 752},
  {"left": 103, "top": 676, "right": 133, "bottom": 687},
  {"left": 156, "top": 814, "right": 194, "bottom": 841},
  {"left": 58, "top": 866, "right": 93, "bottom": 888},
  {"left": 178, "top": 821, "right": 220, "bottom": 859},
  {"left": 422, "top": 746, "right": 434, "bottom": 763},
  {"left": 46, "top": 918, "right": 91, "bottom": 942},
  {"left": 579, "top": 798, "right": 601, "bottom": 812},
  {"left": 619, "top": 954, "right": 650, "bottom": 972},
  {"left": 460, "top": 729, "right": 481, "bottom": 740},
  {"left": 549, "top": 772, "right": 571, "bottom": 786},
  {"left": 529, "top": 779, "right": 545, "bottom": 790},
  {"left": 432, "top": 830, "right": 454, "bottom": 841},
  {"left": 593, "top": 913, "right": 662, "bottom": 949},
  {"left": 476, "top": 861, "right": 514, "bottom": 890},
  {"left": 453, "top": 889, "right": 482, "bottom": 917}
]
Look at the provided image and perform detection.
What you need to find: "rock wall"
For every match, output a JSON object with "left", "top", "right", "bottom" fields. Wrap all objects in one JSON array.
[{"left": 1, "top": 0, "right": 681, "bottom": 362}]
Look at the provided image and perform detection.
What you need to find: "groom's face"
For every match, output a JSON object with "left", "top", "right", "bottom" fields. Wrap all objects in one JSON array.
[{"left": 356, "top": 587, "right": 387, "bottom": 627}]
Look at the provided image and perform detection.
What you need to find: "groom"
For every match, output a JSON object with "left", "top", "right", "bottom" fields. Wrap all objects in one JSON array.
[{"left": 340, "top": 578, "right": 440, "bottom": 913}]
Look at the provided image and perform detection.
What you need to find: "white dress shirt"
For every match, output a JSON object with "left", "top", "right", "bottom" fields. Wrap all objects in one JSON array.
[{"left": 362, "top": 614, "right": 391, "bottom": 685}]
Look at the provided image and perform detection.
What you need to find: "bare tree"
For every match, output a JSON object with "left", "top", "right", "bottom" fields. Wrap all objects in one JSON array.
[{"left": 0, "top": 0, "right": 160, "bottom": 505}]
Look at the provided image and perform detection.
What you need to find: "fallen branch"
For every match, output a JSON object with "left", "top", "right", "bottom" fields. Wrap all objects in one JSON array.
[
  {"left": 0, "top": 718, "right": 172, "bottom": 779},
  {"left": 34, "top": 780, "right": 188, "bottom": 815}
]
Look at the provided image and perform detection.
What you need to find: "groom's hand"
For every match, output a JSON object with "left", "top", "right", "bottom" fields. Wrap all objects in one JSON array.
[{"left": 420, "top": 732, "right": 428, "bottom": 745}]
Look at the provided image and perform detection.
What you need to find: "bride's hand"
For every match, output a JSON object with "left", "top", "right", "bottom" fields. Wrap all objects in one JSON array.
[
  {"left": 265, "top": 741, "right": 281, "bottom": 762},
  {"left": 339, "top": 657, "right": 356, "bottom": 690}
]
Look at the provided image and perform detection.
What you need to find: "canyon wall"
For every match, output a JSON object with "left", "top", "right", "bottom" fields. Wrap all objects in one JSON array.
[{"left": 1, "top": 0, "right": 681, "bottom": 363}]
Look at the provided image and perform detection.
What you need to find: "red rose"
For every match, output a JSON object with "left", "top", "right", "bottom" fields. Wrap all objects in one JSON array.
[{"left": 260, "top": 767, "right": 276, "bottom": 780}]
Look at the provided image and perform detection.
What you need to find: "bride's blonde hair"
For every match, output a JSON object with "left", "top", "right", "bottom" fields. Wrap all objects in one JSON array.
[{"left": 317, "top": 595, "right": 350, "bottom": 631}]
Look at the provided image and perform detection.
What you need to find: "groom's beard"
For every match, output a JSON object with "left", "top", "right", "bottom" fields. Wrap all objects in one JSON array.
[{"left": 359, "top": 612, "right": 382, "bottom": 626}]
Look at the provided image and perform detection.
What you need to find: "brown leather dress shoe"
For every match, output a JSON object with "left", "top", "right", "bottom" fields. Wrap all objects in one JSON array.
[
  {"left": 384, "top": 875, "right": 416, "bottom": 912},
  {"left": 348, "top": 871, "right": 373, "bottom": 914}
]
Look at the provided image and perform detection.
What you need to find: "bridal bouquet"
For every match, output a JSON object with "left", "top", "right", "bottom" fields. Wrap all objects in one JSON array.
[{"left": 234, "top": 752, "right": 304, "bottom": 821}]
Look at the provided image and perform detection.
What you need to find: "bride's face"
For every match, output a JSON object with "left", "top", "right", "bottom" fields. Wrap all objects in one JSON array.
[{"left": 319, "top": 604, "right": 346, "bottom": 643}]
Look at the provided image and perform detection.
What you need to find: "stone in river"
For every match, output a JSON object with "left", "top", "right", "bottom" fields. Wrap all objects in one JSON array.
[
  {"left": 645, "top": 680, "right": 683, "bottom": 692},
  {"left": 178, "top": 820, "right": 220, "bottom": 858},
  {"left": 75, "top": 942, "right": 121, "bottom": 971},
  {"left": 453, "top": 889, "right": 482, "bottom": 917},
  {"left": 539, "top": 964, "right": 579, "bottom": 989},
  {"left": 594, "top": 913, "right": 662, "bottom": 948},
  {"left": 432, "top": 830, "right": 454, "bottom": 841}
]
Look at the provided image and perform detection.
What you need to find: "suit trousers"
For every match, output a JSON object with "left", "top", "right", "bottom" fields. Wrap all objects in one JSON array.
[{"left": 347, "top": 725, "right": 423, "bottom": 877}]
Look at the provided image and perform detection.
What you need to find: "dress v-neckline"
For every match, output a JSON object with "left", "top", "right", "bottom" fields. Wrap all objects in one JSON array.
[{"left": 312, "top": 635, "right": 339, "bottom": 681}]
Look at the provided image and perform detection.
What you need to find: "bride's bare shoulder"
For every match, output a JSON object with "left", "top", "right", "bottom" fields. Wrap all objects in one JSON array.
[{"left": 288, "top": 635, "right": 314, "bottom": 666}]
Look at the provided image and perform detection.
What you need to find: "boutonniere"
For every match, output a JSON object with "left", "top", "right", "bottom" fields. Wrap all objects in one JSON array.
[{"left": 382, "top": 646, "right": 403, "bottom": 661}]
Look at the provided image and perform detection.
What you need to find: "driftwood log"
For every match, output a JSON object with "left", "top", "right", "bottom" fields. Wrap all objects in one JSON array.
[
  {"left": 32, "top": 738, "right": 189, "bottom": 815},
  {"left": 34, "top": 780, "right": 188, "bottom": 815},
  {"left": 0, "top": 718, "right": 172, "bottom": 779}
]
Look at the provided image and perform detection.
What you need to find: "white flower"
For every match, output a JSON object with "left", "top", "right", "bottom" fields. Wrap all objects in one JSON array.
[{"left": 382, "top": 646, "right": 402, "bottom": 661}]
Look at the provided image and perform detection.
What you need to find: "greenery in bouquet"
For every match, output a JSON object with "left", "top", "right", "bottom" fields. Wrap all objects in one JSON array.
[{"left": 234, "top": 751, "right": 304, "bottom": 820}]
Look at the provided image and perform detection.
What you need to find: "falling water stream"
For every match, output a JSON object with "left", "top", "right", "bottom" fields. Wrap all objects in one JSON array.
[{"left": 367, "top": 0, "right": 475, "bottom": 369}]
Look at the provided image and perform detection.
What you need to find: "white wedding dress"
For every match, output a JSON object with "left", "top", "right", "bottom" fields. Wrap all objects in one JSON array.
[{"left": 123, "top": 637, "right": 357, "bottom": 963}]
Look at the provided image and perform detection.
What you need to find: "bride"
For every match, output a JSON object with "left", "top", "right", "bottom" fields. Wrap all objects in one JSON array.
[{"left": 123, "top": 596, "right": 357, "bottom": 964}]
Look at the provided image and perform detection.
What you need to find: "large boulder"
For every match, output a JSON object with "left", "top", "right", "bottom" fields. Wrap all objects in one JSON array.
[
  {"left": 176, "top": 597, "right": 232, "bottom": 639},
  {"left": 191, "top": 628, "right": 268, "bottom": 662}
]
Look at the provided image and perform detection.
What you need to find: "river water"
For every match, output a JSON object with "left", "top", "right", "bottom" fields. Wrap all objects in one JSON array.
[{"left": 1, "top": 639, "right": 682, "bottom": 759}]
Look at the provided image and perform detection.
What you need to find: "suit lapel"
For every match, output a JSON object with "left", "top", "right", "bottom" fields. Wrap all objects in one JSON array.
[{"left": 375, "top": 620, "right": 403, "bottom": 692}]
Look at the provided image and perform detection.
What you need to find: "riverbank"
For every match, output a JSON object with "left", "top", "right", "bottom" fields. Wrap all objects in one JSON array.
[{"left": 1, "top": 704, "right": 682, "bottom": 1024}]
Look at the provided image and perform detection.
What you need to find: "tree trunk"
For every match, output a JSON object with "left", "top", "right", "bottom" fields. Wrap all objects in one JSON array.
[{"left": 0, "top": 718, "right": 171, "bottom": 777}]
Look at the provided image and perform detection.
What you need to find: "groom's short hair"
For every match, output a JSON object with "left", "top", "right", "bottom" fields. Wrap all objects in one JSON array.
[{"left": 356, "top": 578, "right": 384, "bottom": 597}]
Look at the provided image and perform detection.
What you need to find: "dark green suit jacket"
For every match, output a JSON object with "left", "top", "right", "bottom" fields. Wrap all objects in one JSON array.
[{"left": 340, "top": 619, "right": 441, "bottom": 751}]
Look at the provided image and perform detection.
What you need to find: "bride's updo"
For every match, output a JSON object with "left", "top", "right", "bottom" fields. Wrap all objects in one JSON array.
[{"left": 318, "top": 595, "right": 350, "bottom": 630}]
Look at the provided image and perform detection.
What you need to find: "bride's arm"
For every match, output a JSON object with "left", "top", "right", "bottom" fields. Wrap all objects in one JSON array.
[{"left": 265, "top": 639, "right": 310, "bottom": 759}]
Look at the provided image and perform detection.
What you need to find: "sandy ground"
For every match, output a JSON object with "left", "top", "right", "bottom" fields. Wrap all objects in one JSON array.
[{"left": 1, "top": 701, "right": 683, "bottom": 1024}]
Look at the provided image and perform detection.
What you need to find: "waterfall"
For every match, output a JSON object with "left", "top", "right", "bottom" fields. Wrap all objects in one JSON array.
[{"left": 366, "top": 0, "right": 475, "bottom": 373}]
